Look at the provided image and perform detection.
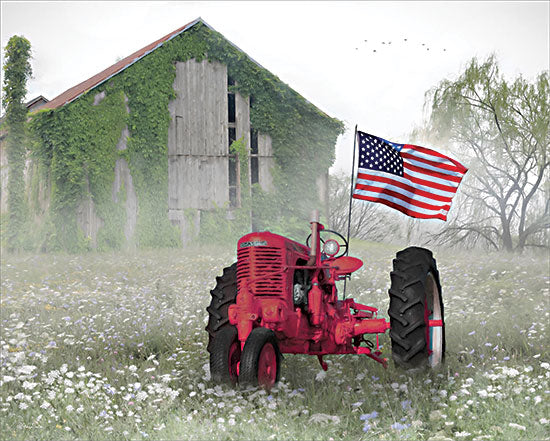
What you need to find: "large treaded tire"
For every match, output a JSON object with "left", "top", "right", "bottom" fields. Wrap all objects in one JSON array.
[
  {"left": 206, "top": 263, "right": 237, "bottom": 353},
  {"left": 239, "top": 327, "right": 281, "bottom": 388},
  {"left": 388, "top": 247, "right": 445, "bottom": 369}
]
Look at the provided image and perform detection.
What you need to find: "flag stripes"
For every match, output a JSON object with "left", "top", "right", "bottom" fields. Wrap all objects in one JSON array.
[
  {"left": 353, "top": 193, "right": 448, "bottom": 220},
  {"left": 353, "top": 131, "right": 467, "bottom": 221}
]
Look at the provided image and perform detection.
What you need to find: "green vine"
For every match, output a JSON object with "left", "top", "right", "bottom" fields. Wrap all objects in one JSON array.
[
  {"left": 29, "top": 22, "right": 343, "bottom": 251},
  {"left": 2, "top": 35, "right": 32, "bottom": 251}
]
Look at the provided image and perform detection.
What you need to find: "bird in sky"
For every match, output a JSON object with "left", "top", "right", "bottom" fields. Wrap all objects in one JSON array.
[{"left": 357, "top": 37, "right": 447, "bottom": 55}]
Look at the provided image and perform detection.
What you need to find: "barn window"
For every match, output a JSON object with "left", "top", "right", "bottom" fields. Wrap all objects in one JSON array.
[
  {"left": 251, "top": 157, "right": 259, "bottom": 185},
  {"left": 228, "top": 75, "right": 239, "bottom": 208},
  {"left": 228, "top": 93, "right": 236, "bottom": 123},
  {"left": 228, "top": 127, "right": 236, "bottom": 148},
  {"left": 250, "top": 128, "right": 258, "bottom": 155},
  {"left": 250, "top": 128, "right": 259, "bottom": 185}
]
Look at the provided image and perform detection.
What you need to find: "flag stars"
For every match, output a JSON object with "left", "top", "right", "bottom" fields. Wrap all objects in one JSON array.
[{"left": 357, "top": 132, "right": 404, "bottom": 177}]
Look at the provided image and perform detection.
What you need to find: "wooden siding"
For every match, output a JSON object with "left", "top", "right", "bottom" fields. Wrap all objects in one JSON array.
[
  {"left": 112, "top": 123, "right": 137, "bottom": 245},
  {"left": 0, "top": 140, "right": 7, "bottom": 214},
  {"left": 168, "top": 59, "right": 229, "bottom": 212},
  {"left": 77, "top": 177, "right": 103, "bottom": 249},
  {"left": 257, "top": 133, "right": 274, "bottom": 192}
]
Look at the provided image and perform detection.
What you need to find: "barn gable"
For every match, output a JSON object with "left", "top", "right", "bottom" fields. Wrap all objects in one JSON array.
[{"left": 26, "top": 18, "right": 343, "bottom": 251}]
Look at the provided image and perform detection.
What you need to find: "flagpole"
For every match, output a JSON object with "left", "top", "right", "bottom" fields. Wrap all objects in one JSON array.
[{"left": 343, "top": 125, "right": 358, "bottom": 299}]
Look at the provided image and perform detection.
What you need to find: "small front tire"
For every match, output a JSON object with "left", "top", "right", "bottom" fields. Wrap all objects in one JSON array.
[
  {"left": 210, "top": 326, "right": 241, "bottom": 385},
  {"left": 239, "top": 328, "right": 281, "bottom": 388}
]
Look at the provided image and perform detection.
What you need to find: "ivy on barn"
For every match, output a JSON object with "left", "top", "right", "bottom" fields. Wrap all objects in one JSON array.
[
  {"left": 29, "top": 22, "right": 343, "bottom": 251},
  {"left": 2, "top": 35, "right": 33, "bottom": 251}
]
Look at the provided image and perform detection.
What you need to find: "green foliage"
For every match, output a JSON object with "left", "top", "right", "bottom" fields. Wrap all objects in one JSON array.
[
  {"left": 2, "top": 35, "right": 32, "bottom": 251},
  {"left": 30, "top": 89, "right": 131, "bottom": 252},
  {"left": 421, "top": 55, "right": 549, "bottom": 252},
  {"left": 29, "top": 22, "right": 343, "bottom": 251}
]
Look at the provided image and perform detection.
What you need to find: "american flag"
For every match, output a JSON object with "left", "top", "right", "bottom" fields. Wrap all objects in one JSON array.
[{"left": 353, "top": 131, "right": 467, "bottom": 221}]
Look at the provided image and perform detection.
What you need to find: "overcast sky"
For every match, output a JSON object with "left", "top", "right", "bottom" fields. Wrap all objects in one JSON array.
[{"left": 1, "top": 1, "right": 548, "bottom": 174}]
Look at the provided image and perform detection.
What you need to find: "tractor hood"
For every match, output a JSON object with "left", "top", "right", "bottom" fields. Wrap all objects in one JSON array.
[{"left": 238, "top": 231, "right": 309, "bottom": 256}]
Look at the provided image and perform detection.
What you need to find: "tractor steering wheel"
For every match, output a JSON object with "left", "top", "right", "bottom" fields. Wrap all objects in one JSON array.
[{"left": 306, "top": 229, "right": 349, "bottom": 259}]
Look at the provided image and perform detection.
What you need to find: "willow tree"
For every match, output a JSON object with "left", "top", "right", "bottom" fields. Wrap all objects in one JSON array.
[
  {"left": 422, "top": 55, "right": 549, "bottom": 252},
  {"left": 2, "top": 35, "right": 32, "bottom": 251}
]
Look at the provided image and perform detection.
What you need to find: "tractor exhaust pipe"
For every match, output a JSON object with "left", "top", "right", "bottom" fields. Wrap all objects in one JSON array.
[{"left": 307, "top": 210, "right": 319, "bottom": 266}]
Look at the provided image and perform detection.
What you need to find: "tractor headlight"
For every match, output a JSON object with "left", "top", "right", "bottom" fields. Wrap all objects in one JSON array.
[{"left": 323, "top": 239, "right": 340, "bottom": 257}]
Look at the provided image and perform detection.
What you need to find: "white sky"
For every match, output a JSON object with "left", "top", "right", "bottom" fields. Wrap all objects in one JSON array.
[{"left": 1, "top": 1, "right": 549, "bottom": 175}]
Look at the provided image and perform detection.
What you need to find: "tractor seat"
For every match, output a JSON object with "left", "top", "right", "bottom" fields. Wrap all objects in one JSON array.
[{"left": 330, "top": 256, "right": 363, "bottom": 278}]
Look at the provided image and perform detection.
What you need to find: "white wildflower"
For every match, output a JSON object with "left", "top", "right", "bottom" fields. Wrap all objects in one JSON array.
[
  {"left": 22, "top": 381, "right": 37, "bottom": 390},
  {"left": 315, "top": 370, "right": 327, "bottom": 381},
  {"left": 508, "top": 423, "right": 526, "bottom": 431},
  {"left": 40, "top": 401, "right": 51, "bottom": 409},
  {"left": 18, "top": 365, "right": 36, "bottom": 376}
]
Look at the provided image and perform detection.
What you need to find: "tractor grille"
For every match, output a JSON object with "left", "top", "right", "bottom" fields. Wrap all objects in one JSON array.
[{"left": 237, "top": 246, "right": 285, "bottom": 297}]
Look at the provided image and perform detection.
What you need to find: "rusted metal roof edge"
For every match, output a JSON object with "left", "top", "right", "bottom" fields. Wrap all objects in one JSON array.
[
  {"left": 58, "top": 17, "right": 203, "bottom": 109},
  {"left": 39, "top": 17, "right": 336, "bottom": 122}
]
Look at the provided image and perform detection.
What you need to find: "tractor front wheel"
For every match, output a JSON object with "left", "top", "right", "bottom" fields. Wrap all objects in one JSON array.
[
  {"left": 388, "top": 247, "right": 445, "bottom": 369},
  {"left": 210, "top": 326, "right": 241, "bottom": 384},
  {"left": 239, "top": 327, "right": 281, "bottom": 388}
]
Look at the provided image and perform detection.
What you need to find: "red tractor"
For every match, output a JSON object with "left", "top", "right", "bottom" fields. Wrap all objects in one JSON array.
[{"left": 206, "top": 211, "right": 445, "bottom": 388}]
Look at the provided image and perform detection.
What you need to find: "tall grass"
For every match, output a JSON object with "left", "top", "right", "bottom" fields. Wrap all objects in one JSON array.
[{"left": 1, "top": 242, "right": 548, "bottom": 440}]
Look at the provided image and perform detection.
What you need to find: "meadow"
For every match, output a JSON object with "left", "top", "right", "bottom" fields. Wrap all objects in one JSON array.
[{"left": 1, "top": 241, "right": 548, "bottom": 440}]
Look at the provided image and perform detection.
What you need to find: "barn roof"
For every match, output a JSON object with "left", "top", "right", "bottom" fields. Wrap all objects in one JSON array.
[
  {"left": 41, "top": 17, "right": 335, "bottom": 122},
  {"left": 43, "top": 18, "right": 231, "bottom": 110}
]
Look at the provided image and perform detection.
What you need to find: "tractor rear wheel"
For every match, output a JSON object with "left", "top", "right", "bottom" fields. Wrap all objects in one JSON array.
[
  {"left": 239, "top": 327, "right": 281, "bottom": 388},
  {"left": 210, "top": 326, "right": 241, "bottom": 385},
  {"left": 388, "top": 247, "right": 445, "bottom": 369},
  {"left": 206, "top": 263, "right": 237, "bottom": 353}
]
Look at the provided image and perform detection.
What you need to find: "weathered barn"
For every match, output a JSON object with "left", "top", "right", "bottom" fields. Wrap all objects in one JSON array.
[
  {"left": 0, "top": 95, "right": 49, "bottom": 214},
  {"left": 22, "top": 18, "right": 343, "bottom": 251}
]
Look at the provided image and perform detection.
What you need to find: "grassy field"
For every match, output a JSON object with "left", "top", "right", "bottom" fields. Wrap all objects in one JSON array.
[{"left": 1, "top": 241, "right": 548, "bottom": 440}]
